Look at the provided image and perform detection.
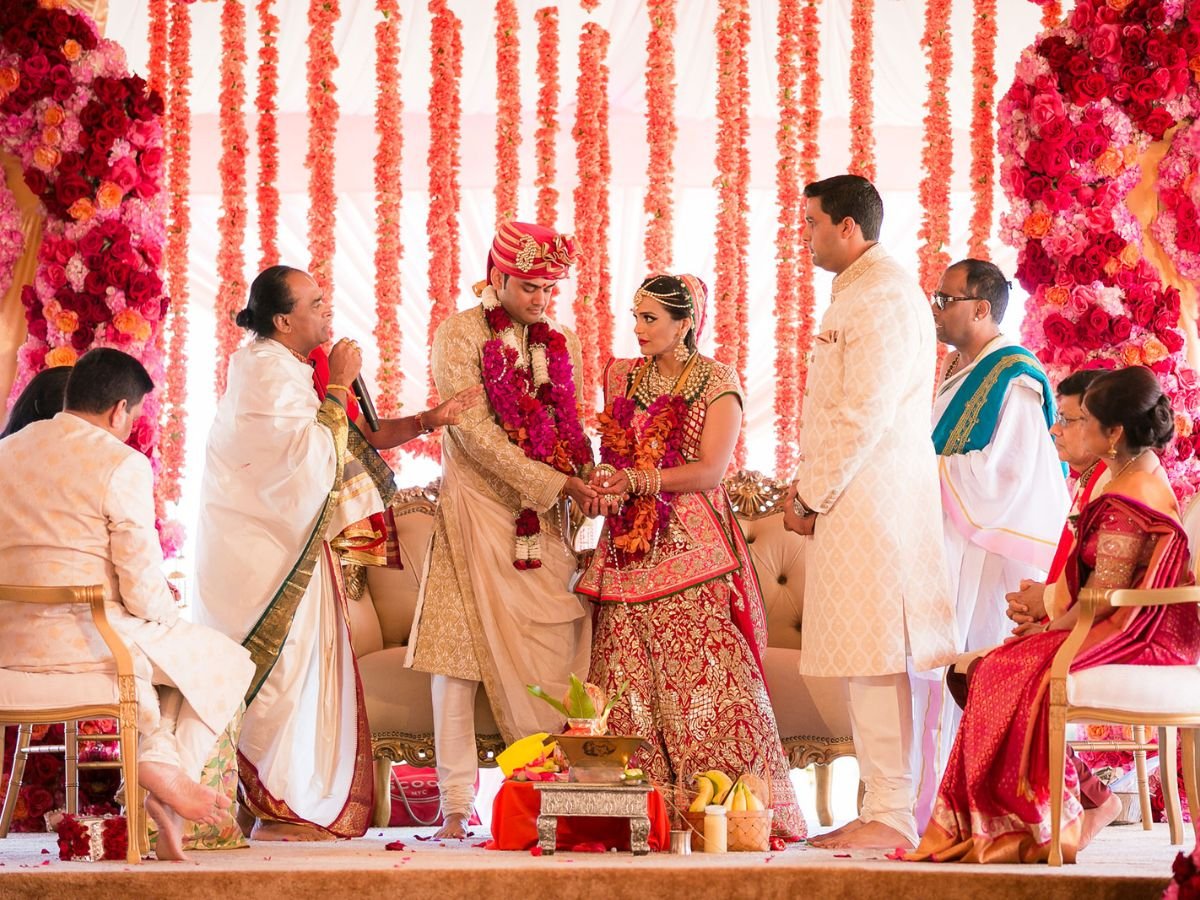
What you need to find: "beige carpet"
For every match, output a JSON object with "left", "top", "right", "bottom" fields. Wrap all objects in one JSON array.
[{"left": 0, "top": 823, "right": 1188, "bottom": 899}]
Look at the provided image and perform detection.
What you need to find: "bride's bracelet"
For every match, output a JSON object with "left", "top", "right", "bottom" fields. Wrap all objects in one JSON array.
[{"left": 624, "top": 466, "right": 662, "bottom": 497}]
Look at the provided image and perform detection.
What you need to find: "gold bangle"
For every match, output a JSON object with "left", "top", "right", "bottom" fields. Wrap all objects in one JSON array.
[
  {"left": 326, "top": 383, "right": 350, "bottom": 393},
  {"left": 416, "top": 412, "right": 434, "bottom": 434}
]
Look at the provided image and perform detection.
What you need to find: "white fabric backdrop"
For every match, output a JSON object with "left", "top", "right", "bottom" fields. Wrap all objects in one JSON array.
[{"left": 100, "top": 0, "right": 1046, "bottom": 551}]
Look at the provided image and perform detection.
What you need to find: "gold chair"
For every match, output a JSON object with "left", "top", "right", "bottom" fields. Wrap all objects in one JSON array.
[
  {"left": 1048, "top": 585, "right": 1200, "bottom": 866},
  {"left": 0, "top": 585, "right": 142, "bottom": 864}
]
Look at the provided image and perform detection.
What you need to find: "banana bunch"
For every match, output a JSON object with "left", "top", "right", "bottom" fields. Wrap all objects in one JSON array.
[{"left": 687, "top": 770, "right": 764, "bottom": 812}]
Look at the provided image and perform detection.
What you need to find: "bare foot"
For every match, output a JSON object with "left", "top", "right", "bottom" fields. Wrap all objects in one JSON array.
[
  {"left": 1078, "top": 794, "right": 1122, "bottom": 852},
  {"left": 816, "top": 820, "right": 914, "bottom": 851},
  {"left": 146, "top": 794, "right": 187, "bottom": 861},
  {"left": 138, "top": 762, "right": 227, "bottom": 825},
  {"left": 251, "top": 820, "right": 336, "bottom": 842},
  {"left": 807, "top": 817, "right": 867, "bottom": 848},
  {"left": 433, "top": 813, "right": 468, "bottom": 840}
]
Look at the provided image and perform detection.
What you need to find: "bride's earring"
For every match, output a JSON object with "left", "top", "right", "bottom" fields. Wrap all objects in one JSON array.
[{"left": 674, "top": 339, "right": 691, "bottom": 363}]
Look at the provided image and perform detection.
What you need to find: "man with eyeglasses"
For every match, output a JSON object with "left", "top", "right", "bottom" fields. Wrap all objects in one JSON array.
[{"left": 912, "top": 258, "right": 1069, "bottom": 828}]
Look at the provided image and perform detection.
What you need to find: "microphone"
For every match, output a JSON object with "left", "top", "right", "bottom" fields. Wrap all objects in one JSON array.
[{"left": 352, "top": 376, "right": 380, "bottom": 432}]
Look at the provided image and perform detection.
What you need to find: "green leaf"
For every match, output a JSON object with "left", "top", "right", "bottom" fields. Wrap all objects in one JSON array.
[
  {"left": 602, "top": 679, "right": 630, "bottom": 717},
  {"left": 567, "top": 674, "right": 595, "bottom": 718},
  {"left": 526, "top": 684, "right": 569, "bottom": 718}
]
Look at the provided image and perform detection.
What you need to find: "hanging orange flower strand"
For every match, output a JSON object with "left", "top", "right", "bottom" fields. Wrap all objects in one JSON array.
[
  {"left": 146, "top": 0, "right": 168, "bottom": 97},
  {"left": 794, "top": 0, "right": 821, "bottom": 413},
  {"left": 643, "top": 0, "right": 676, "bottom": 273},
  {"left": 160, "top": 0, "right": 194, "bottom": 507},
  {"left": 256, "top": 0, "right": 280, "bottom": 268},
  {"left": 968, "top": 0, "right": 997, "bottom": 259},
  {"left": 534, "top": 7, "right": 559, "bottom": 229},
  {"left": 306, "top": 0, "right": 340, "bottom": 299},
  {"left": 494, "top": 0, "right": 520, "bottom": 225},
  {"left": 215, "top": 0, "right": 248, "bottom": 395},
  {"left": 425, "top": 0, "right": 463, "bottom": 457},
  {"left": 848, "top": 0, "right": 876, "bottom": 182},
  {"left": 773, "top": 0, "right": 801, "bottom": 476},
  {"left": 374, "top": 0, "right": 403, "bottom": 430},
  {"left": 917, "top": 0, "right": 953, "bottom": 296}
]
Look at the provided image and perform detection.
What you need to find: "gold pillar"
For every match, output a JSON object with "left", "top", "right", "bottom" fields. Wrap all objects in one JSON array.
[{"left": 0, "top": 153, "right": 45, "bottom": 419}]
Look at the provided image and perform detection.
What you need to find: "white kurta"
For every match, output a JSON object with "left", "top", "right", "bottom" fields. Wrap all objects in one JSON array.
[
  {"left": 912, "top": 336, "right": 1069, "bottom": 828},
  {"left": 795, "top": 244, "right": 957, "bottom": 677},
  {"left": 0, "top": 414, "right": 252, "bottom": 767},
  {"left": 195, "top": 340, "right": 385, "bottom": 833}
]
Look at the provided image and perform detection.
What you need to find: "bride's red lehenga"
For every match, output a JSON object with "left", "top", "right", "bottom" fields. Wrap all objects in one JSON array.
[
  {"left": 913, "top": 491, "right": 1200, "bottom": 863},
  {"left": 577, "top": 356, "right": 806, "bottom": 840}
]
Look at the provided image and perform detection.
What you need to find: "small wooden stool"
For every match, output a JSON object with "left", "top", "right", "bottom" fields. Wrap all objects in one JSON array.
[{"left": 533, "top": 782, "right": 652, "bottom": 855}]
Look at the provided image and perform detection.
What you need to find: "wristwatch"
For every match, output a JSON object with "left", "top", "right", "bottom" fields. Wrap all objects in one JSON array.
[{"left": 792, "top": 496, "right": 815, "bottom": 517}]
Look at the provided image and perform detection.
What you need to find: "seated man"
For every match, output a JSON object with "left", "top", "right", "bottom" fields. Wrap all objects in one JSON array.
[{"left": 0, "top": 349, "right": 255, "bottom": 860}]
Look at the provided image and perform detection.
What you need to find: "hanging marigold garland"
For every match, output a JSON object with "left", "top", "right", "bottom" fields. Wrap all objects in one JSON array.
[
  {"left": 494, "top": 0, "right": 520, "bottom": 225},
  {"left": 1040, "top": 2, "right": 1061, "bottom": 30},
  {"left": 160, "top": 0, "right": 194, "bottom": 507},
  {"left": 794, "top": 0, "right": 820, "bottom": 417},
  {"left": 713, "top": 0, "right": 751, "bottom": 467},
  {"left": 572, "top": 22, "right": 609, "bottom": 413},
  {"left": 214, "top": 0, "right": 248, "bottom": 395},
  {"left": 732, "top": 0, "right": 750, "bottom": 468},
  {"left": 773, "top": 0, "right": 801, "bottom": 477},
  {"left": 968, "top": 0, "right": 997, "bottom": 259},
  {"left": 424, "top": 0, "right": 463, "bottom": 456},
  {"left": 256, "top": 0, "right": 280, "bottom": 268},
  {"left": 642, "top": 0, "right": 676, "bottom": 274},
  {"left": 306, "top": 0, "right": 339, "bottom": 299},
  {"left": 580, "top": 0, "right": 600, "bottom": 12},
  {"left": 534, "top": 7, "right": 559, "bottom": 229},
  {"left": 146, "top": 0, "right": 168, "bottom": 97},
  {"left": 917, "top": 0, "right": 953, "bottom": 296},
  {"left": 373, "top": 0, "right": 403, "bottom": 435},
  {"left": 595, "top": 35, "right": 613, "bottom": 375},
  {"left": 847, "top": 0, "right": 875, "bottom": 181}
]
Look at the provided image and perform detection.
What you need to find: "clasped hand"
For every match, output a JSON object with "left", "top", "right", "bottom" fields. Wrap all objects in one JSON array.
[
  {"left": 568, "top": 467, "right": 629, "bottom": 518},
  {"left": 1004, "top": 578, "right": 1048, "bottom": 637},
  {"left": 781, "top": 482, "right": 816, "bottom": 536}
]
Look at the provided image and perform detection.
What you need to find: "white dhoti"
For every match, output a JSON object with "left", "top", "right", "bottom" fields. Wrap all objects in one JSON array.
[{"left": 848, "top": 674, "right": 917, "bottom": 846}]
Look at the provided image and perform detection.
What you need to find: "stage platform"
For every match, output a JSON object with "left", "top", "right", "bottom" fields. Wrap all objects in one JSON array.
[{"left": 0, "top": 823, "right": 1187, "bottom": 899}]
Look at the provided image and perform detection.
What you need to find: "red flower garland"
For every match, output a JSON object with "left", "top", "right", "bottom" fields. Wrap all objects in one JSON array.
[
  {"left": 794, "top": 0, "right": 820, "bottom": 436},
  {"left": 580, "top": 0, "right": 600, "bottom": 12},
  {"left": 214, "top": 0, "right": 247, "bottom": 396},
  {"left": 595, "top": 38, "right": 613, "bottom": 378},
  {"left": 479, "top": 288, "right": 592, "bottom": 568},
  {"left": 160, "top": 0, "right": 194, "bottom": 509},
  {"left": 374, "top": 0, "right": 403, "bottom": 433},
  {"left": 917, "top": 0, "right": 953, "bottom": 295},
  {"left": 713, "top": 0, "right": 750, "bottom": 467},
  {"left": 642, "top": 0, "right": 676, "bottom": 273},
  {"left": 773, "top": 0, "right": 801, "bottom": 476},
  {"left": 425, "top": 0, "right": 463, "bottom": 459},
  {"left": 1040, "top": 2, "right": 1062, "bottom": 30},
  {"left": 848, "top": 0, "right": 876, "bottom": 182},
  {"left": 534, "top": 7, "right": 559, "bottom": 230},
  {"left": 494, "top": 0, "right": 520, "bottom": 226},
  {"left": 597, "top": 390, "right": 687, "bottom": 564},
  {"left": 256, "top": 0, "right": 280, "bottom": 269},
  {"left": 968, "top": 0, "right": 998, "bottom": 260},
  {"left": 55, "top": 813, "right": 127, "bottom": 861},
  {"left": 306, "top": 0, "right": 339, "bottom": 300},
  {"left": 572, "top": 23, "right": 609, "bottom": 415}
]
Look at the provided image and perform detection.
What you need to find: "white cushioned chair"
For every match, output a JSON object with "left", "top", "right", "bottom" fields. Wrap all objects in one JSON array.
[
  {"left": 1048, "top": 584, "right": 1200, "bottom": 866},
  {"left": 348, "top": 472, "right": 855, "bottom": 827}
]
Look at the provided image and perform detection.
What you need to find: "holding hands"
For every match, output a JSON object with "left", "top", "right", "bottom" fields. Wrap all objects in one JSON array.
[
  {"left": 587, "top": 464, "right": 629, "bottom": 518},
  {"left": 782, "top": 482, "right": 817, "bottom": 536}
]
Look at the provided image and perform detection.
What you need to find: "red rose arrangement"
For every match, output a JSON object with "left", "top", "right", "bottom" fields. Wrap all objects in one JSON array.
[
  {"left": 1000, "top": 0, "right": 1200, "bottom": 500},
  {"left": 479, "top": 286, "right": 592, "bottom": 568},
  {"left": 55, "top": 812, "right": 126, "bottom": 861}
]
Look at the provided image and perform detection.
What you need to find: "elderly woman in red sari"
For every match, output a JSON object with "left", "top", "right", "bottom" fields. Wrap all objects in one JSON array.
[
  {"left": 576, "top": 273, "right": 805, "bottom": 840},
  {"left": 913, "top": 365, "right": 1200, "bottom": 863}
]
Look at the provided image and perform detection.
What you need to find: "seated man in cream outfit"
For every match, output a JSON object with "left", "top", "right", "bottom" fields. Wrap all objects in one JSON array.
[{"left": 0, "top": 349, "right": 254, "bottom": 860}]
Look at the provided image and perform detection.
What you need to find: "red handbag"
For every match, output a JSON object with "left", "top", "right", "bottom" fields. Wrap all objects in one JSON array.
[{"left": 388, "top": 765, "right": 480, "bottom": 827}]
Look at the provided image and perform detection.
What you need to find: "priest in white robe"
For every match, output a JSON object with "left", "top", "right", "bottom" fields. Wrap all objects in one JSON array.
[
  {"left": 912, "top": 259, "right": 1069, "bottom": 828},
  {"left": 195, "top": 267, "right": 397, "bottom": 841}
]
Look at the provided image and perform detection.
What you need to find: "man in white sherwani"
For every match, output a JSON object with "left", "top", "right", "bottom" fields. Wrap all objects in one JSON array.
[
  {"left": 912, "top": 259, "right": 1068, "bottom": 827},
  {"left": 0, "top": 349, "right": 254, "bottom": 860},
  {"left": 783, "top": 175, "right": 957, "bottom": 850}
]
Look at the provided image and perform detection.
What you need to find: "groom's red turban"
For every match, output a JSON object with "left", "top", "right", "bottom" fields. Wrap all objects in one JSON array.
[{"left": 487, "top": 221, "right": 578, "bottom": 281}]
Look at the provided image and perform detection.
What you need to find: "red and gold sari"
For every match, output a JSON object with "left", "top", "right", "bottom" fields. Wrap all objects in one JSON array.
[
  {"left": 577, "top": 356, "right": 805, "bottom": 840},
  {"left": 913, "top": 492, "right": 1200, "bottom": 863}
]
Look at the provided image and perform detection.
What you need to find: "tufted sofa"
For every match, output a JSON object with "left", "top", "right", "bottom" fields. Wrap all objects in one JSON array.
[{"left": 345, "top": 472, "right": 854, "bottom": 827}]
